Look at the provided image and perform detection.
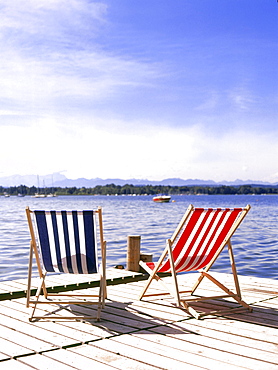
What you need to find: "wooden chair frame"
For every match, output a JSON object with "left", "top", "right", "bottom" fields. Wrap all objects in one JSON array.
[
  {"left": 139, "top": 204, "right": 252, "bottom": 319},
  {"left": 26, "top": 207, "right": 106, "bottom": 322}
]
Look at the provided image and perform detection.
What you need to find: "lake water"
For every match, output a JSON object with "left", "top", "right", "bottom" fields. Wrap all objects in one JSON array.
[{"left": 0, "top": 194, "right": 277, "bottom": 282}]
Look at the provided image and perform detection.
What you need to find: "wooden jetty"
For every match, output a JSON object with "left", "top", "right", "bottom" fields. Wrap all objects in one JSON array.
[{"left": 0, "top": 268, "right": 277, "bottom": 369}]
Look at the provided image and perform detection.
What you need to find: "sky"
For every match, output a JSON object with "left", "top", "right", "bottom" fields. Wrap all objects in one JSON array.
[{"left": 0, "top": 0, "right": 277, "bottom": 183}]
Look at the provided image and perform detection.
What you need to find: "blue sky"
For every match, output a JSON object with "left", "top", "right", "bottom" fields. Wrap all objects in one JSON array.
[{"left": 0, "top": 0, "right": 277, "bottom": 182}]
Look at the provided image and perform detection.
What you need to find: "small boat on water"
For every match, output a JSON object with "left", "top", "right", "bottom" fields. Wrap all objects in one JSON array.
[
  {"left": 152, "top": 195, "right": 171, "bottom": 203},
  {"left": 32, "top": 193, "right": 46, "bottom": 198}
]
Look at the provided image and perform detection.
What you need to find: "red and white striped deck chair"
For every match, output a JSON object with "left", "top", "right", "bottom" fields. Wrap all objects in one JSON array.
[
  {"left": 139, "top": 204, "right": 252, "bottom": 319},
  {"left": 26, "top": 207, "right": 106, "bottom": 322}
]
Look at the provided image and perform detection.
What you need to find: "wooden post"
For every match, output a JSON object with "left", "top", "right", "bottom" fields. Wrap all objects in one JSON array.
[
  {"left": 139, "top": 253, "right": 153, "bottom": 263},
  {"left": 127, "top": 235, "right": 141, "bottom": 272},
  {"left": 139, "top": 253, "right": 153, "bottom": 273}
]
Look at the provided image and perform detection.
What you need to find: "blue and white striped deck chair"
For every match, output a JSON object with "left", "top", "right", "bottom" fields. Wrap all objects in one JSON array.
[{"left": 26, "top": 207, "right": 106, "bottom": 322}]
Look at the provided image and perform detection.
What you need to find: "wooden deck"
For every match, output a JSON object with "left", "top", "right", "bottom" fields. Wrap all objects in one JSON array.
[{"left": 0, "top": 269, "right": 277, "bottom": 369}]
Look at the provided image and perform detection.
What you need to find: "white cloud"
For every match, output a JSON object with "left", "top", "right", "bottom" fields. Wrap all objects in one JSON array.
[
  {"left": 0, "top": 0, "right": 163, "bottom": 119},
  {"left": 228, "top": 86, "right": 256, "bottom": 111},
  {"left": 0, "top": 0, "right": 107, "bottom": 36},
  {"left": 187, "top": 130, "right": 278, "bottom": 182},
  {"left": 0, "top": 1, "right": 277, "bottom": 183},
  {"left": 1, "top": 116, "right": 277, "bottom": 183}
]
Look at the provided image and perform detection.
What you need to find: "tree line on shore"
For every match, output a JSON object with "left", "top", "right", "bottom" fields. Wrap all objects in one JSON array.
[{"left": 1, "top": 183, "right": 278, "bottom": 196}]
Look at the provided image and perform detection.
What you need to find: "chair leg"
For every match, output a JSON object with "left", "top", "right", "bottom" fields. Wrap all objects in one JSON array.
[
  {"left": 138, "top": 261, "right": 161, "bottom": 300},
  {"left": 167, "top": 241, "right": 181, "bottom": 307},
  {"left": 227, "top": 241, "right": 242, "bottom": 299},
  {"left": 26, "top": 241, "right": 34, "bottom": 308},
  {"left": 100, "top": 275, "right": 106, "bottom": 308},
  {"left": 202, "top": 271, "right": 252, "bottom": 311},
  {"left": 29, "top": 275, "right": 47, "bottom": 322},
  {"left": 96, "top": 285, "right": 102, "bottom": 322},
  {"left": 180, "top": 301, "right": 201, "bottom": 319}
]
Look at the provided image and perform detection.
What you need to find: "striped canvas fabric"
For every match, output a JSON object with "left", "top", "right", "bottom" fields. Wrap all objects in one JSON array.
[
  {"left": 147, "top": 208, "right": 243, "bottom": 273},
  {"left": 34, "top": 210, "right": 98, "bottom": 274}
]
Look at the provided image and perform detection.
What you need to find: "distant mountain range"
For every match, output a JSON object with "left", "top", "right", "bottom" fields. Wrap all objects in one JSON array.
[{"left": 0, "top": 173, "right": 277, "bottom": 187}]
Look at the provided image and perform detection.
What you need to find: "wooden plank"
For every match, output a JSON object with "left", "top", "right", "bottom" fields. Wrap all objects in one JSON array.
[
  {"left": 18, "top": 353, "right": 81, "bottom": 370},
  {"left": 0, "top": 284, "right": 14, "bottom": 293},
  {"left": 176, "top": 275, "right": 271, "bottom": 304},
  {"left": 124, "top": 329, "right": 248, "bottom": 369},
  {"left": 70, "top": 343, "right": 167, "bottom": 370},
  {"left": 0, "top": 301, "right": 110, "bottom": 345},
  {"left": 176, "top": 313, "right": 278, "bottom": 344},
  {"left": 0, "top": 337, "right": 35, "bottom": 358},
  {"left": 69, "top": 301, "right": 169, "bottom": 330},
  {"left": 147, "top": 324, "right": 278, "bottom": 365},
  {"left": 0, "top": 359, "right": 35, "bottom": 369},
  {"left": 0, "top": 268, "right": 147, "bottom": 301},
  {"left": 90, "top": 337, "right": 204, "bottom": 370},
  {"left": 0, "top": 351, "right": 11, "bottom": 361},
  {"left": 44, "top": 348, "right": 120, "bottom": 370},
  {"left": 0, "top": 312, "right": 80, "bottom": 347},
  {"left": 113, "top": 330, "right": 278, "bottom": 370},
  {"left": 106, "top": 281, "right": 247, "bottom": 322},
  {"left": 107, "top": 280, "right": 278, "bottom": 344},
  {"left": 0, "top": 280, "right": 27, "bottom": 291},
  {"left": 105, "top": 299, "right": 186, "bottom": 324},
  {"left": 0, "top": 298, "right": 135, "bottom": 336},
  {"left": 2, "top": 269, "right": 276, "bottom": 305},
  {"left": 0, "top": 324, "right": 57, "bottom": 353},
  {"left": 255, "top": 298, "right": 278, "bottom": 309},
  {"left": 124, "top": 276, "right": 274, "bottom": 325},
  {"left": 0, "top": 272, "right": 277, "bottom": 370}
]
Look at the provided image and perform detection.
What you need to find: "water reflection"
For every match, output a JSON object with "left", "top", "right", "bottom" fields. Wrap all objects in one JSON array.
[{"left": 0, "top": 194, "right": 277, "bottom": 281}]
